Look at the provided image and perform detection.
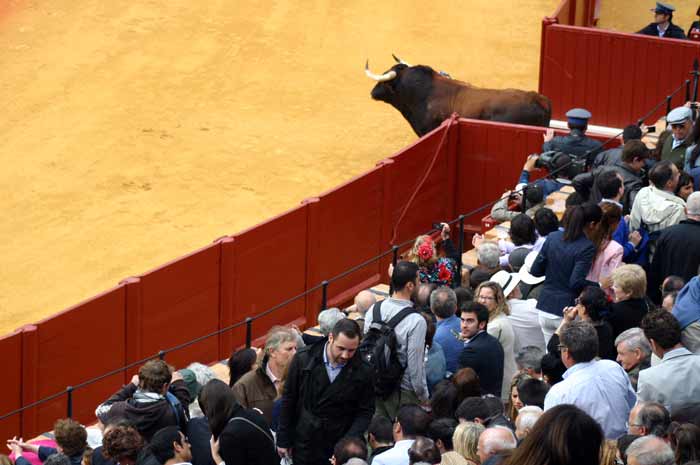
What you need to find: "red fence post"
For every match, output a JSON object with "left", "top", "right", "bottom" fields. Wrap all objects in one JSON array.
[
  {"left": 539, "top": 17, "right": 557, "bottom": 95},
  {"left": 20, "top": 325, "right": 38, "bottom": 438},
  {"left": 302, "top": 197, "right": 321, "bottom": 324},
  {"left": 216, "top": 236, "right": 236, "bottom": 360},
  {"left": 121, "top": 277, "right": 143, "bottom": 368}
]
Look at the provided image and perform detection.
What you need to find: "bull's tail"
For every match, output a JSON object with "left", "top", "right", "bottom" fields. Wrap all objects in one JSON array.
[{"left": 534, "top": 93, "right": 552, "bottom": 127}]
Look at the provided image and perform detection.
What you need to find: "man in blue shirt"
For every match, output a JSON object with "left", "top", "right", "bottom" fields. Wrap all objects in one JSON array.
[
  {"left": 544, "top": 320, "right": 636, "bottom": 439},
  {"left": 430, "top": 286, "right": 462, "bottom": 375}
]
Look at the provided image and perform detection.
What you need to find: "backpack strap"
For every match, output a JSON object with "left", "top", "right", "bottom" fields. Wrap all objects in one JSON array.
[
  {"left": 386, "top": 306, "right": 417, "bottom": 329},
  {"left": 372, "top": 301, "right": 384, "bottom": 324}
]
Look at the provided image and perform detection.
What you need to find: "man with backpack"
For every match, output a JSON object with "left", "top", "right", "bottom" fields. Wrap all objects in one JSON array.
[{"left": 362, "top": 261, "right": 428, "bottom": 420}]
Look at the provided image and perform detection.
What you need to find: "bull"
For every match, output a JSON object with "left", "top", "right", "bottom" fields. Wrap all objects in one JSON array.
[{"left": 366, "top": 55, "right": 551, "bottom": 137}]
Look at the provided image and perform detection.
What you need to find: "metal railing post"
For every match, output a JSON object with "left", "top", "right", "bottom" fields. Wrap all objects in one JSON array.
[
  {"left": 389, "top": 245, "right": 399, "bottom": 294},
  {"left": 666, "top": 95, "right": 672, "bottom": 115},
  {"left": 686, "top": 79, "right": 692, "bottom": 102},
  {"left": 321, "top": 280, "right": 329, "bottom": 311},
  {"left": 455, "top": 215, "right": 465, "bottom": 289},
  {"left": 66, "top": 386, "right": 73, "bottom": 418},
  {"left": 158, "top": 350, "right": 166, "bottom": 360},
  {"left": 245, "top": 317, "right": 253, "bottom": 348}
]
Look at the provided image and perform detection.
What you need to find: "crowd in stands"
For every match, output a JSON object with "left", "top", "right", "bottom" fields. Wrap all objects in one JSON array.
[{"left": 6, "top": 107, "right": 700, "bottom": 465}]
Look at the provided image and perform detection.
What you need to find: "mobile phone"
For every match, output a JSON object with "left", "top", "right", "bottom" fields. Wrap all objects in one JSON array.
[{"left": 646, "top": 125, "right": 656, "bottom": 133}]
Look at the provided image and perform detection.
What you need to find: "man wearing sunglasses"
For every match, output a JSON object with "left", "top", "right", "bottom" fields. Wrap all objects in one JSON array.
[{"left": 661, "top": 106, "right": 693, "bottom": 170}]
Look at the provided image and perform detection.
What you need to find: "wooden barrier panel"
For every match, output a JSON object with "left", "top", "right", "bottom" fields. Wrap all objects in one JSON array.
[
  {"left": 128, "top": 244, "right": 221, "bottom": 369},
  {"left": 0, "top": 330, "right": 22, "bottom": 443},
  {"left": 21, "top": 287, "right": 126, "bottom": 438},
  {"left": 305, "top": 167, "right": 385, "bottom": 313},
  {"left": 456, "top": 120, "right": 548, "bottom": 227},
  {"left": 540, "top": 23, "right": 700, "bottom": 128},
  {"left": 382, "top": 121, "right": 456, "bottom": 249},
  {"left": 225, "top": 205, "right": 308, "bottom": 347}
]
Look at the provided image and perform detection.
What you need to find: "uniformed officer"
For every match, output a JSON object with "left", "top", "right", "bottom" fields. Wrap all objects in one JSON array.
[
  {"left": 661, "top": 106, "right": 693, "bottom": 169},
  {"left": 638, "top": 2, "right": 686, "bottom": 39},
  {"left": 542, "top": 108, "right": 601, "bottom": 165}
]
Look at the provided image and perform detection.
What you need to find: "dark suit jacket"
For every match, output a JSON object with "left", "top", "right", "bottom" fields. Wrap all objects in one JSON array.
[
  {"left": 277, "top": 340, "right": 375, "bottom": 465},
  {"left": 649, "top": 220, "right": 700, "bottom": 302},
  {"left": 530, "top": 230, "right": 596, "bottom": 317},
  {"left": 458, "top": 330, "right": 504, "bottom": 397}
]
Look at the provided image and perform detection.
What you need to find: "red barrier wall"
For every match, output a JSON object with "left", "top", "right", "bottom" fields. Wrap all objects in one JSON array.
[
  {"left": 126, "top": 244, "right": 221, "bottom": 369},
  {"left": 540, "top": 22, "right": 700, "bottom": 128},
  {"left": 1, "top": 117, "right": 587, "bottom": 440},
  {"left": 21, "top": 287, "right": 126, "bottom": 439},
  {"left": 0, "top": 330, "right": 22, "bottom": 443},
  {"left": 305, "top": 167, "right": 385, "bottom": 313},
  {"left": 225, "top": 205, "right": 309, "bottom": 350}
]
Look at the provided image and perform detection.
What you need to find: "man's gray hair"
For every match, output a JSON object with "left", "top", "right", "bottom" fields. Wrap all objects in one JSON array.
[
  {"left": 430, "top": 286, "right": 458, "bottom": 319},
  {"left": 560, "top": 320, "right": 599, "bottom": 364},
  {"left": 481, "top": 426, "right": 517, "bottom": 456},
  {"left": 342, "top": 460, "right": 368, "bottom": 465},
  {"left": 515, "top": 346, "right": 544, "bottom": 372},
  {"left": 626, "top": 435, "right": 675, "bottom": 465},
  {"left": 318, "top": 308, "right": 345, "bottom": 336},
  {"left": 477, "top": 242, "right": 500, "bottom": 270},
  {"left": 615, "top": 327, "right": 652, "bottom": 356},
  {"left": 515, "top": 406, "right": 543, "bottom": 432},
  {"left": 637, "top": 402, "right": 671, "bottom": 437},
  {"left": 264, "top": 326, "right": 298, "bottom": 353},
  {"left": 44, "top": 455, "right": 71, "bottom": 465},
  {"left": 687, "top": 191, "right": 700, "bottom": 217}
]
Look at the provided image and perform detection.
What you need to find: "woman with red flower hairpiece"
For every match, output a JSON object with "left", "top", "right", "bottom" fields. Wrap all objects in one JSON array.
[{"left": 407, "top": 223, "right": 460, "bottom": 287}]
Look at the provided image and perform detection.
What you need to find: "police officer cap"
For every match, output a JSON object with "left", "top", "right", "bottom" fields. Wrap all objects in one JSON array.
[
  {"left": 667, "top": 106, "right": 692, "bottom": 125},
  {"left": 651, "top": 2, "right": 675, "bottom": 14},
  {"left": 565, "top": 108, "right": 592, "bottom": 125}
]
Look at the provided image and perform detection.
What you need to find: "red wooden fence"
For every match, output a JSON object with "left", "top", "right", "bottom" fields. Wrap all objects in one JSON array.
[
  {"left": 540, "top": 22, "right": 700, "bottom": 128},
  {"left": 0, "top": 118, "right": 564, "bottom": 441}
]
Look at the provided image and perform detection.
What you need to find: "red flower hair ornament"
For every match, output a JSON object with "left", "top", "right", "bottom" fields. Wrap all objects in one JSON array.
[{"left": 417, "top": 238, "right": 435, "bottom": 261}]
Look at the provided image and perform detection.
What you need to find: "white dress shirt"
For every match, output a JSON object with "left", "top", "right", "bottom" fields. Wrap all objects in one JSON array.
[
  {"left": 372, "top": 439, "right": 414, "bottom": 465},
  {"left": 544, "top": 359, "right": 636, "bottom": 439}
]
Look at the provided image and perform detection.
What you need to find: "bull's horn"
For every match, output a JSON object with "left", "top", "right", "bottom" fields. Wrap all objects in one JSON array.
[
  {"left": 392, "top": 53, "right": 411, "bottom": 66},
  {"left": 365, "top": 60, "right": 397, "bottom": 82}
]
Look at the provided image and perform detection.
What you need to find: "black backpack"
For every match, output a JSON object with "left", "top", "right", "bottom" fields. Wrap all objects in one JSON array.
[{"left": 358, "top": 301, "right": 416, "bottom": 399}]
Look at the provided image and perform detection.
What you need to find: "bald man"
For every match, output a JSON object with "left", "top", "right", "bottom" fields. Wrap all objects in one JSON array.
[
  {"left": 477, "top": 426, "right": 517, "bottom": 464},
  {"left": 345, "top": 290, "right": 377, "bottom": 333},
  {"left": 626, "top": 435, "right": 675, "bottom": 465}
]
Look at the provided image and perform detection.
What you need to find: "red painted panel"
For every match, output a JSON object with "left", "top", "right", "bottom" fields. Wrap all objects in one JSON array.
[
  {"left": 23, "top": 287, "right": 126, "bottom": 438},
  {"left": 306, "top": 167, "right": 384, "bottom": 313},
  {"left": 382, "top": 123, "right": 454, "bottom": 249},
  {"left": 541, "top": 24, "right": 700, "bottom": 128},
  {"left": 136, "top": 244, "right": 221, "bottom": 368},
  {"left": 0, "top": 330, "right": 22, "bottom": 443},
  {"left": 231, "top": 205, "right": 308, "bottom": 343}
]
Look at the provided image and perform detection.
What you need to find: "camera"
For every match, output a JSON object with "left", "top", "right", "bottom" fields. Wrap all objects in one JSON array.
[
  {"left": 533, "top": 151, "right": 587, "bottom": 179},
  {"left": 646, "top": 125, "right": 656, "bottom": 133}
]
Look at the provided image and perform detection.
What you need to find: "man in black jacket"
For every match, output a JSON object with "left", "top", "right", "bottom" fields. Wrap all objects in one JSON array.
[
  {"left": 458, "top": 303, "right": 505, "bottom": 397},
  {"left": 95, "top": 360, "right": 191, "bottom": 442},
  {"left": 638, "top": 2, "right": 686, "bottom": 39},
  {"left": 649, "top": 192, "right": 700, "bottom": 302},
  {"left": 277, "top": 318, "right": 374, "bottom": 465}
]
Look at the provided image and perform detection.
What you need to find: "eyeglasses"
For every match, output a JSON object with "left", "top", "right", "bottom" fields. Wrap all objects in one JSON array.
[
  {"left": 557, "top": 344, "right": 568, "bottom": 352},
  {"left": 478, "top": 295, "right": 496, "bottom": 301}
]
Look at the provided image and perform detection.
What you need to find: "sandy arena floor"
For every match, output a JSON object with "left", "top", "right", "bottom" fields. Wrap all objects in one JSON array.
[{"left": 0, "top": 0, "right": 557, "bottom": 334}]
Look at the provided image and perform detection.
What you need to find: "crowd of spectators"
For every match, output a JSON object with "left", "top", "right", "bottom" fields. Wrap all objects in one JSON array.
[{"left": 7, "top": 107, "right": 700, "bottom": 465}]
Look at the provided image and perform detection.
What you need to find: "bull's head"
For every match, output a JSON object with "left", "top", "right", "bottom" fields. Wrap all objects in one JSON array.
[{"left": 365, "top": 60, "right": 408, "bottom": 103}]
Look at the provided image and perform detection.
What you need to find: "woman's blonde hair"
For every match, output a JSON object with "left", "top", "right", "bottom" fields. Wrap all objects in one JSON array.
[
  {"left": 611, "top": 264, "right": 647, "bottom": 299},
  {"left": 475, "top": 281, "right": 510, "bottom": 317},
  {"left": 408, "top": 235, "right": 438, "bottom": 267},
  {"left": 507, "top": 372, "right": 531, "bottom": 422},
  {"left": 600, "top": 440, "right": 619, "bottom": 465},
  {"left": 453, "top": 421, "right": 484, "bottom": 463}
]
